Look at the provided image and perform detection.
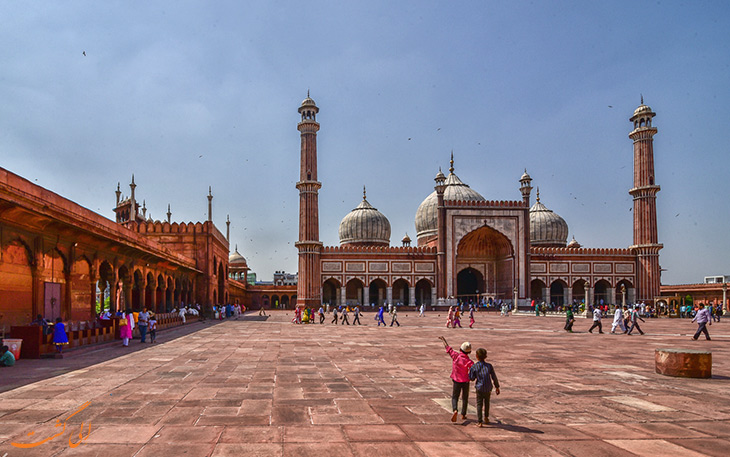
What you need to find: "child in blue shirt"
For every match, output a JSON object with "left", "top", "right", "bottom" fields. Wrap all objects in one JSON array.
[{"left": 468, "top": 347, "right": 500, "bottom": 426}]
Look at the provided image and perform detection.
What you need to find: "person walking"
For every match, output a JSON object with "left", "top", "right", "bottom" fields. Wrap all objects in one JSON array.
[
  {"left": 352, "top": 305, "right": 361, "bottom": 325},
  {"left": 588, "top": 306, "right": 604, "bottom": 333},
  {"left": 318, "top": 306, "right": 325, "bottom": 324},
  {"left": 439, "top": 336, "right": 474, "bottom": 423},
  {"left": 419, "top": 303, "right": 425, "bottom": 317},
  {"left": 120, "top": 309, "right": 134, "bottom": 347},
  {"left": 148, "top": 313, "right": 158, "bottom": 343},
  {"left": 468, "top": 347, "right": 500, "bottom": 426},
  {"left": 137, "top": 307, "right": 150, "bottom": 343},
  {"left": 341, "top": 306, "right": 350, "bottom": 325},
  {"left": 376, "top": 306, "right": 386, "bottom": 326},
  {"left": 691, "top": 303, "right": 712, "bottom": 340},
  {"left": 564, "top": 307, "right": 575, "bottom": 332},
  {"left": 627, "top": 306, "right": 645, "bottom": 335},
  {"left": 469, "top": 307, "right": 475, "bottom": 329},
  {"left": 389, "top": 306, "right": 400, "bottom": 327},
  {"left": 611, "top": 305, "right": 627, "bottom": 333},
  {"left": 446, "top": 306, "right": 454, "bottom": 328},
  {"left": 453, "top": 309, "right": 462, "bottom": 328},
  {"left": 332, "top": 306, "right": 339, "bottom": 325}
]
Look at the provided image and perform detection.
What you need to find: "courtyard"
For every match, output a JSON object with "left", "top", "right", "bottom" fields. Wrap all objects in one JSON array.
[{"left": 0, "top": 310, "right": 728, "bottom": 457}]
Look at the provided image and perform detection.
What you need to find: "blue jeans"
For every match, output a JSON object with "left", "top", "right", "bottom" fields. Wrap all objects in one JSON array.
[{"left": 138, "top": 324, "right": 148, "bottom": 342}]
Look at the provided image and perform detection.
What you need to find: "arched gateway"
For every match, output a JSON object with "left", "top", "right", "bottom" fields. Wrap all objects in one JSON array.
[{"left": 455, "top": 225, "right": 514, "bottom": 301}]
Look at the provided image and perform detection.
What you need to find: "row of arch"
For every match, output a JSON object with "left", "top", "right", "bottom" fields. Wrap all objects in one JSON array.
[
  {"left": 322, "top": 277, "right": 435, "bottom": 306},
  {"left": 530, "top": 278, "right": 635, "bottom": 306},
  {"left": 0, "top": 237, "right": 203, "bottom": 326}
]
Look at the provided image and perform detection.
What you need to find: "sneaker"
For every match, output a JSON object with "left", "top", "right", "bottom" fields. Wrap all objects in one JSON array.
[{"left": 451, "top": 411, "right": 458, "bottom": 422}]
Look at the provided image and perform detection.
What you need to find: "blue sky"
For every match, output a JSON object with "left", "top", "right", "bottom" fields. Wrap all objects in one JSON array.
[{"left": 1, "top": 1, "right": 729, "bottom": 284}]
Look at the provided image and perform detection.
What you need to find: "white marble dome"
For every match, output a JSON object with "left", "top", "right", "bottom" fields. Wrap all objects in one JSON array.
[
  {"left": 415, "top": 166, "right": 485, "bottom": 241},
  {"left": 339, "top": 189, "right": 391, "bottom": 246},
  {"left": 529, "top": 192, "right": 569, "bottom": 247}
]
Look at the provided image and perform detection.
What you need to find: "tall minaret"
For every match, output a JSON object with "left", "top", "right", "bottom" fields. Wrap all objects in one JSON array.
[
  {"left": 629, "top": 98, "right": 662, "bottom": 303},
  {"left": 295, "top": 93, "right": 322, "bottom": 308}
]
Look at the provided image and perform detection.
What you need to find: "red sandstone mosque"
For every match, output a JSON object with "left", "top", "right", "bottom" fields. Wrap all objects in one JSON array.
[
  {"left": 1, "top": 95, "right": 727, "bottom": 330},
  {"left": 295, "top": 95, "right": 664, "bottom": 310}
]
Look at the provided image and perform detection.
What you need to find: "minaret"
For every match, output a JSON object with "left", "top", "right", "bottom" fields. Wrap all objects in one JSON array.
[
  {"left": 207, "top": 187, "right": 213, "bottom": 222},
  {"left": 166, "top": 204, "right": 172, "bottom": 223},
  {"left": 519, "top": 169, "right": 533, "bottom": 206},
  {"left": 434, "top": 167, "right": 447, "bottom": 305},
  {"left": 295, "top": 93, "right": 323, "bottom": 308},
  {"left": 629, "top": 98, "right": 662, "bottom": 303},
  {"left": 226, "top": 214, "right": 231, "bottom": 243},
  {"left": 129, "top": 174, "right": 137, "bottom": 221},
  {"left": 115, "top": 182, "right": 121, "bottom": 206}
]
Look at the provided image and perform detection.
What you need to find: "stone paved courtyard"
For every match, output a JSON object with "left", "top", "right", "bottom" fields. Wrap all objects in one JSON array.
[{"left": 1, "top": 310, "right": 728, "bottom": 456}]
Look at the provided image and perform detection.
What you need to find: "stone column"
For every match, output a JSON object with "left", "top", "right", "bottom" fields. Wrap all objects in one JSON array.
[
  {"left": 609, "top": 288, "right": 616, "bottom": 307},
  {"left": 566, "top": 287, "right": 573, "bottom": 307},
  {"left": 583, "top": 282, "right": 591, "bottom": 318},
  {"left": 340, "top": 286, "right": 346, "bottom": 307},
  {"left": 513, "top": 286, "right": 518, "bottom": 312},
  {"left": 139, "top": 277, "right": 146, "bottom": 310},
  {"left": 543, "top": 287, "right": 549, "bottom": 306},
  {"left": 431, "top": 287, "right": 437, "bottom": 308},
  {"left": 723, "top": 283, "right": 728, "bottom": 314},
  {"left": 621, "top": 285, "right": 627, "bottom": 307},
  {"left": 409, "top": 286, "right": 416, "bottom": 306},
  {"left": 386, "top": 287, "right": 393, "bottom": 306},
  {"left": 363, "top": 287, "right": 370, "bottom": 307}
]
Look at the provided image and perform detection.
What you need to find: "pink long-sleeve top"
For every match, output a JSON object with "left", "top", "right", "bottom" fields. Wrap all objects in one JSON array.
[{"left": 446, "top": 346, "right": 474, "bottom": 383}]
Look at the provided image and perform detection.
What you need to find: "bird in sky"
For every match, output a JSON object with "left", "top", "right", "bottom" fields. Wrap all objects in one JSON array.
[{"left": 82, "top": 51, "right": 86, "bottom": 56}]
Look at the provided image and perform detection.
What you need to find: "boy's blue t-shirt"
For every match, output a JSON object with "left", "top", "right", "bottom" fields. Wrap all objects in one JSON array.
[{"left": 1, "top": 350, "right": 16, "bottom": 366}]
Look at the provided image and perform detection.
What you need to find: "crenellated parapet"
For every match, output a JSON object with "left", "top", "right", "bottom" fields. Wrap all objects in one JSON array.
[
  {"left": 322, "top": 245, "right": 436, "bottom": 254},
  {"left": 444, "top": 199, "right": 527, "bottom": 209},
  {"left": 531, "top": 246, "right": 633, "bottom": 256}
]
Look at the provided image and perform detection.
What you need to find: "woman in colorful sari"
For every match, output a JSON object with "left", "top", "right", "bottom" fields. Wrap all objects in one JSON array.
[{"left": 120, "top": 308, "right": 134, "bottom": 346}]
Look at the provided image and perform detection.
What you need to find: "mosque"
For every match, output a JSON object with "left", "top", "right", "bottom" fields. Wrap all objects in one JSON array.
[{"left": 295, "top": 95, "right": 662, "bottom": 310}]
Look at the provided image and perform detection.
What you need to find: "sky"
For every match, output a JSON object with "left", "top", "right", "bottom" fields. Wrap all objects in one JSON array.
[{"left": 1, "top": 1, "right": 729, "bottom": 285}]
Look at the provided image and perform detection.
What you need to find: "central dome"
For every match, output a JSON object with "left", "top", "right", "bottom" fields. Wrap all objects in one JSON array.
[
  {"left": 415, "top": 159, "right": 485, "bottom": 243},
  {"left": 339, "top": 188, "right": 391, "bottom": 247}
]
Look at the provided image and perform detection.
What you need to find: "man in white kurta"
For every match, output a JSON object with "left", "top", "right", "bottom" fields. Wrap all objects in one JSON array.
[{"left": 611, "top": 306, "right": 626, "bottom": 333}]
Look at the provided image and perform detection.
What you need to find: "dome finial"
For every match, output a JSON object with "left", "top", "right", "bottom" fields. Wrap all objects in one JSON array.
[
  {"left": 235, "top": 243, "right": 238, "bottom": 251},
  {"left": 449, "top": 150, "right": 455, "bottom": 174},
  {"left": 536, "top": 187, "right": 541, "bottom": 203},
  {"left": 308, "top": 89, "right": 310, "bottom": 98},
  {"left": 640, "top": 93, "right": 644, "bottom": 105},
  {"left": 363, "top": 185, "right": 367, "bottom": 200}
]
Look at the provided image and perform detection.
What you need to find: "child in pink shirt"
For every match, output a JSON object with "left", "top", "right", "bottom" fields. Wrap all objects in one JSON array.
[{"left": 439, "top": 336, "right": 474, "bottom": 422}]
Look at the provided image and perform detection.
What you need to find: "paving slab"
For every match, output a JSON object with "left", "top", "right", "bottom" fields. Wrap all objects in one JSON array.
[{"left": 0, "top": 311, "right": 728, "bottom": 456}]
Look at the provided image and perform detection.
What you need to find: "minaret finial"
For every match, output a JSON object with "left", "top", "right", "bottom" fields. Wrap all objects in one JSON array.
[
  {"left": 166, "top": 204, "right": 172, "bottom": 223},
  {"left": 307, "top": 89, "right": 310, "bottom": 98},
  {"left": 131, "top": 174, "right": 135, "bottom": 185},
  {"left": 536, "top": 187, "right": 541, "bottom": 203},
  {"left": 640, "top": 94, "right": 644, "bottom": 105},
  {"left": 363, "top": 185, "right": 367, "bottom": 200},
  {"left": 449, "top": 150, "right": 454, "bottom": 174},
  {"left": 235, "top": 243, "right": 238, "bottom": 252}
]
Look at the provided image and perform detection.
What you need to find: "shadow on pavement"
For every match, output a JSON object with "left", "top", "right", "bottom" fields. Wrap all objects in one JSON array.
[{"left": 0, "top": 319, "right": 224, "bottom": 394}]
